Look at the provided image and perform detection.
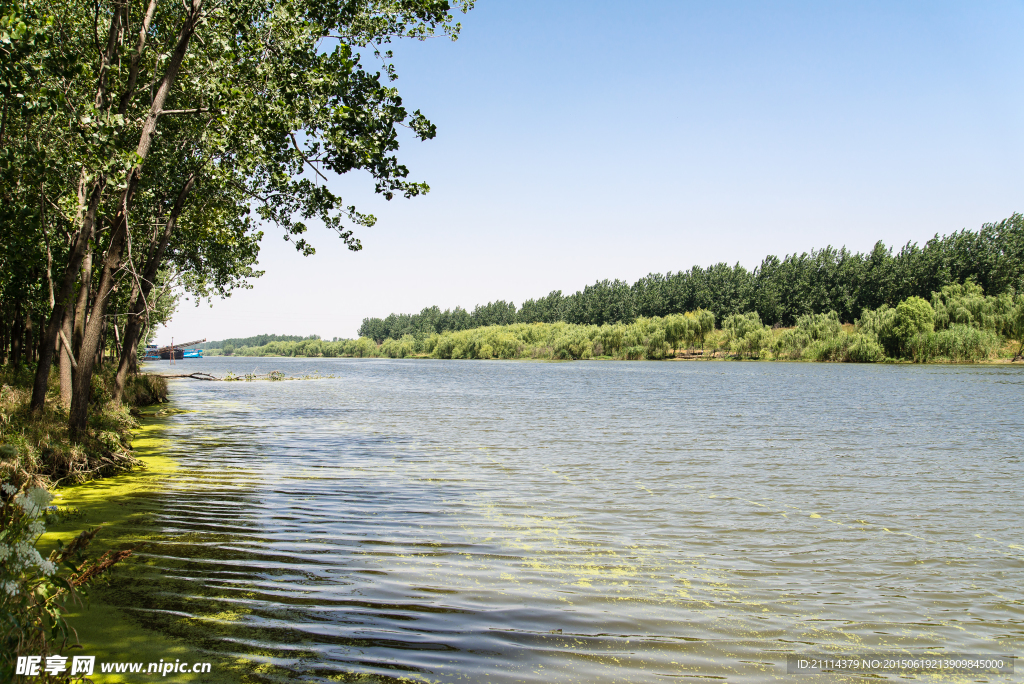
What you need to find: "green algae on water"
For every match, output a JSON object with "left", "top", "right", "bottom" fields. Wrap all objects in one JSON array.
[{"left": 39, "top": 413, "right": 247, "bottom": 684}]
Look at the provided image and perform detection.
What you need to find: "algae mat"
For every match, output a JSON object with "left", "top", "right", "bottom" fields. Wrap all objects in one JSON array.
[{"left": 40, "top": 413, "right": 247, "bottom": 683}]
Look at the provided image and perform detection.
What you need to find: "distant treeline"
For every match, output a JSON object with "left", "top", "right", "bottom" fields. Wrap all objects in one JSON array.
[
  {"left": 206, "top": 334, "right": 321, "bottom": 350},
  {"left": 359, "top": 215, "right": 1024, "bottom": 342}
]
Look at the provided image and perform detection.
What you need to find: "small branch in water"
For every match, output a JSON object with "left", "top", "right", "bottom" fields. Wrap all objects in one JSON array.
[{"left": 151, "top": 371, "right": 335, "bottom": 382}]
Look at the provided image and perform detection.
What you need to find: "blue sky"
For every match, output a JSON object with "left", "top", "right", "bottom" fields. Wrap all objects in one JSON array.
[{"left": 162, "top": 0, "right": 1024, "bottom": 343}]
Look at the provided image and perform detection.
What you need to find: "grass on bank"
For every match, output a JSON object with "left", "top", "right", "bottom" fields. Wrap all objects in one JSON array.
[
  {"left": 0, "top": 366, "right": 168, "bottom": 490},
  {"left": 2, "top": 365, "right": 170, "bottom": 682}
]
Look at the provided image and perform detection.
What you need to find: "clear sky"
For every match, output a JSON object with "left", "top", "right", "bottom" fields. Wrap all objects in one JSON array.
[{"left": 161, "top": 0, "right": 1024, "bottom": 343}]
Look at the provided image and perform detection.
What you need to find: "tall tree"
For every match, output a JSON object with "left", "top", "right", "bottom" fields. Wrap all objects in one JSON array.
[{"left": 3, "top": 0, "right": 473, "bottom": 433}]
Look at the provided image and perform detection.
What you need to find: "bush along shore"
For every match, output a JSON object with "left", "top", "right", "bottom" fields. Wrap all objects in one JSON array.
[
  {"left": 217, "top": 284, "right": 1024, "bottom": 364},
  {"left": 1, "top": 365, "right": 166, "bottom": 681}
]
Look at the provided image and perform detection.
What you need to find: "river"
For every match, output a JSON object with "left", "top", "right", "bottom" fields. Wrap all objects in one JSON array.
[{"left": 94, "top": 358, "right": 1022, "bottom": 682}]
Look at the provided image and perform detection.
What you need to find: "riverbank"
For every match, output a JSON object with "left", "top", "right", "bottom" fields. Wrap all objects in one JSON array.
[
  {"left": 208, "top": 329, "right": 1023, "bottom": 365},
  {"left": 38, "top": 405, "right": 245, "bottom": 683},
  {"left": 0, "top": 366, "right": 169, "bottom": 489},
  {"left": 216, "top": 347, "right": 1024, "bottom": 364},
  {"left": 1, "top": 367, "right": 247, "bottom": 681}
]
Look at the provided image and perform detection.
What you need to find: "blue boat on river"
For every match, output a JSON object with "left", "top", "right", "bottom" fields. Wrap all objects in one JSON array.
[{"left": 143, "top": 339, "right": 206, "bottom": 360}]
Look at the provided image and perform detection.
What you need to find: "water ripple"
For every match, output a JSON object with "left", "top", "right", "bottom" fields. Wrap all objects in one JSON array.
[{"left": 95, "top": 359, "right": 1024, "bottom": 682}]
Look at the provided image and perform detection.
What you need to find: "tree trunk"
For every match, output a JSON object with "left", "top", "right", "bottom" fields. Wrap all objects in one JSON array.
[
  {"left": 1, "top": 312, "right": 8, "bottom": 364},
  {"left": 11, "top": 302, "right": 23, "bottom": 367},
  {"left": 112, "top": 174, "right": 195, "bottom": 402},
  {"left": 68, "top": 0, "right": 204, "bottom": 436},
  {"left": 70, "top": 216, "right": 129, "bottom": 434},
  {"left": 25, "top": 313, "right": 34, "bottom": 364},
  {"left": 98, "top": 316, "right": 108, "bottom": 368},
  {"left": 29, "top": 180, "right": 104, "bottom": 412},
  {"left": 73, "top": 249, "right": 93, "bottom": 355},
  {"left": 59, "top": 307, "right": 74, "bottom": 407},
  {"left": 41, "top": 315, "right": 55, "bottom": 365},
  {"left": 129, "top": 332, "right": 140, "bottom": 374}
]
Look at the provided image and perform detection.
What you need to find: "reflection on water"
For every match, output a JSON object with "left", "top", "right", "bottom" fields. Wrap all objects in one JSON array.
[{"left": 100, "top": 359, "right": 1023, "bottom": 681}]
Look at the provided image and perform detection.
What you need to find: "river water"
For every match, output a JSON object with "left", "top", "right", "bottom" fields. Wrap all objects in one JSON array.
[{"left": 103, "top": 358, "right": 1022, "bottom": 682}]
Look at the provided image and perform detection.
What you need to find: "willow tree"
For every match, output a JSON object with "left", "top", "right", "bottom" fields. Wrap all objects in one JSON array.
[{"left": 1009, "top": 298, "right": 1024, "bottom": 360}]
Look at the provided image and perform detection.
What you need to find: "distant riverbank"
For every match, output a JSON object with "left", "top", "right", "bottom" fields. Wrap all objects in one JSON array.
[
  {"left": 213, "top": 349, "right": 1023, "bottom": 364},
  {"left": 203, "top": 286, "right": 1024, "bottom": 365}
]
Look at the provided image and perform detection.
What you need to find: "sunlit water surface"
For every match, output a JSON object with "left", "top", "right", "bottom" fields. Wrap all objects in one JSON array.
[{"left": 101, "top": 359, "right": 1022, "bottom": 682}]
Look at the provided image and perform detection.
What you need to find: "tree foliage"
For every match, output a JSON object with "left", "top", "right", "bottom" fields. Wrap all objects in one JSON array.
[{"left": 0, "top": 0, "right": 472, "bottom": 434}]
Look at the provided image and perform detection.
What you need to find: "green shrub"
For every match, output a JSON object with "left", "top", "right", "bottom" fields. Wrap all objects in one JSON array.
[
  {"left": 663, "top": 314, "right": 686, "bottom": 352},
  {"left": 1007, "top": 297, "right": 1024, "bottom": 359},
  {"left": 644, "top": 328, "right": 668, "bottom": 360},
  {"left": 1, "top": 483, "right": 132, "bottom": 680},
  {"left": 796, "top": 310, "right": 841, "bottom": 341},
  {"left": 857, "top": 305, "right": 899, "bottom": 357},
  {"left": 858, "top": 299, "right": 933, "bottom": 359},
  {"left": 909, "top": 325, "right": 1002, "bottom": 363},
  {"left": 773, "top": 329, "right": 811, "bottom": 359},
  {"left": 623, "top": 345, "right": 646, "bottom": 360},
  {"left": 295, "top": 338, "right": 323, "bottom": 357},
  {"left": 733, "top": 327, "right": 772, "bottom": 358},
  {"left": 350, "top": 337, "right": 379, "bottom": 358},
  {"left": 432, "top": 335, "right": 456, "bottom": 359},
  {"left": 552, "top": 328, "right": 592, "bottom": 360},
  {"left": 343, "top": 303, "right": 1009, "bottom": 364},
  {"left": 491, "top": 332, "right": 521, "bottom": 359},
  {"left": 121, "top": 374, "right": 168, "bottom": 406},
  {"left": 723, "top": 312, "right": 769, "bottom": 358},
  {"left": 931, "top": 281, "right": 1014, "bottom": 334},
  {"left": 380, "top": 335, "right": 415, "bottom": 358},
  {"left": 802, "top": 332, "right": 882, "bottom": 363},
  {"left": 894, "top": 296, "right": 935, "bottom": 340},
  {"left": 862, "top": 294, "right": 1008, "bottom": 361},
  {"left": 689, "top": 309, "right": 716, "bottom": 349},
  {"left": 847, "top": 334, "right": 884, "bottom": 362},
  {"left": 595, "top": 324, "right": 624, "bottom": 356},
  {"left": 723, "top": 312, "right": 763, "bottom": 342},
  {"left": 88, "top": 373, "right": 112, "bottom": 408},
  {"left": 803, "top": 337, "right": 839, "bottom": 362}
]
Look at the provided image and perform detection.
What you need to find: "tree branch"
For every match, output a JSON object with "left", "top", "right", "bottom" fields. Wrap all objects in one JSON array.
[
  {"left": 158, "top": 107, "right": 219, "bottom": 116},
  {"left": 117, "top": 0, "right": 160, "bottom": 116},
  {"left": 290, "top": 132, "right": 329, "bottom": 182}
]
